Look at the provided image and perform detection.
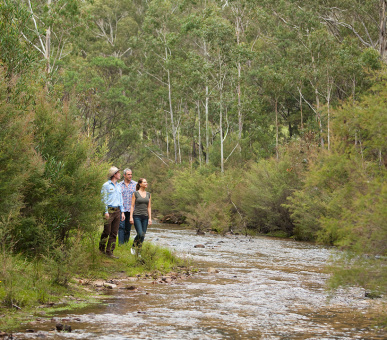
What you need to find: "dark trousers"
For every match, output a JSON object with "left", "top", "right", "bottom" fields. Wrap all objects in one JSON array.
[
  {"left": 133, "top": 215, "right": 148, "bottom": 249},
  {"left": 99, "top": 210, "right": 121, "bottom": 254},
  {"left": 118, "top": 212, "right": 132, "bottom": 244}
]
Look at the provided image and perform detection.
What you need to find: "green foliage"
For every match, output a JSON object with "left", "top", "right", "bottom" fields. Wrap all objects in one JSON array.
[
  {"left": 0, "top": 65, "right": 107, "bottom": 257},
  {"left": 321, "top": 180, "right": 387, "bottom": 255},
  {"left": 153, "top": 149, "right": 306, "bottom": 236},
  {"left": 0, "top": 0, "right": 37, "bottom": 77},
  {"left": 0, "top": 250, "right": 67, "bottom": 309},
  {"left": 11, "top": 96, "right": 107, "bottom": 254},
  {"left": 288, "top": 70, "right": 387, "bottom": 246},
  {"left": 288, "top": 152, "right": 364, "bottom": 242},
  {"left": 131, "top": 242, "right": 182, "bottom": 274},
  {"left": 154, "top": 166, "right": 233, "bottom": 233},
  {"left": 0, "top": 69, "right": 34, "bottom": 221},
  {"left": 234, "top": 145, "right": 306, "bottom": 235}
]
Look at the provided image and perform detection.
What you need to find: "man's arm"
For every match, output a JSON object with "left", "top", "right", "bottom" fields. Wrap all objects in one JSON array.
[{"left": 101, "top": 183, "right": 109, "bottom": 219}]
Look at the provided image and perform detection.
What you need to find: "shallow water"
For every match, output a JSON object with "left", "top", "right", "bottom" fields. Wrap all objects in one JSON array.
[{"left": 14, "top": 224, "right": 386, "bottom": 339}]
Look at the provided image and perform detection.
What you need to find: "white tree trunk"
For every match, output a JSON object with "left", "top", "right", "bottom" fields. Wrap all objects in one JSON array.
[
  {"left": 205, "top": 85, "right": 210, "bottom": 165},
  {"left": 275, "top": 99, "right": 279, "bottom": 160},
  {"left": 166, "top": 60, "right": 177, "bottom": 163},
  {"left": 220, "top": 94, "right": 224, "bottom": 173},
  {"left": 380, "top": 0, "right": 387, "bottom": 61},
  {"left": 197, "top": 100, "right": 202, "bottom": 166},
  {"left": 45, "top": 0, "right": 51, "bottom": 75}
]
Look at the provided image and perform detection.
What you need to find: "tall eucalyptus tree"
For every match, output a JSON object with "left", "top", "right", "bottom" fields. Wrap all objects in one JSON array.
[{"left": 20, "top": 0, "right": 85, "bottom": 80}]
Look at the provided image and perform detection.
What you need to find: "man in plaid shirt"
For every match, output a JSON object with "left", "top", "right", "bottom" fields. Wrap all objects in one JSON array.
[{"left": 118, "top": 168, "right": 137, "bottom": 244}]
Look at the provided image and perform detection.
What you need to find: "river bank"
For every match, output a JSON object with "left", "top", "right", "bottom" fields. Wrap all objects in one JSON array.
[
  {"left": 5, "top": 223, "right": 387, "bottom": 339},
  {"left": 0, "top": 239, "right": 190, "bottom": 334}
]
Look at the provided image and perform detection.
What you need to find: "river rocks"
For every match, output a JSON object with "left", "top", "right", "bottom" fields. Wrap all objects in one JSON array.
[
  {"left": 106, "top": 279, "right": 119, "bottom": 285},
  {"left": 194, "top": 244, "right": 205, "bottom": 248},
  {"left": 56, "top": 323, "right": 71, "bottom": 332},
  {"left": 77, "top": 279, "right": 90, "bottom": 285},
  {"left": 93, "top": 280, "right": 105, "bottom": 287},
  {"left": 207, "top": 267, "right": 219, "bottom": 273},
  {"left": 103, "top": 282, "right": 117, "bottom": 289},
  {"left": 196, "top": 230, "right": 205, "bottom": 235},
  {"left": 161, "top": 276, "right": 173, "bottom": 283}
]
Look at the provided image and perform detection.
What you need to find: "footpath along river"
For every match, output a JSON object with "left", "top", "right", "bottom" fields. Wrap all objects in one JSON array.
[{"left": 14, "top": 223, "right": 386, "bottom": 339}]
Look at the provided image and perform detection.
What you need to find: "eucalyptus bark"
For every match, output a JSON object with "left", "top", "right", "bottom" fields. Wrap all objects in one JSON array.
[
  {"left": 235, "top": 14, "right": 243, "bottom": 145},
  {"left": 45, "top": 0, "right": 51, "bottom": 75},
  {"left": 380, "top": 0, "right": 387, "bottom": 61},
  {"left": 197, "top": 100, "right": 202, "bottom": 166},
  {"left": 204, "top": 40, "right": 210, "bottom": 165},
  {"left": 220, "top": 98, "right": 224, "bottom": 173},
  {"left": 166, "top": 50, "right": 177, "bottom": 163},
  {"left": 326, "top": 79, "right": 332, "bottom": 151},
  {"left": 275, "top": 98, "right": 279, "bottom": 160}
]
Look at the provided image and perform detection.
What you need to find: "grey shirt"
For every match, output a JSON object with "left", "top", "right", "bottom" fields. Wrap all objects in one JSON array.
[{"left": 133, "top": 191, "right": 151, "bottom": 217}]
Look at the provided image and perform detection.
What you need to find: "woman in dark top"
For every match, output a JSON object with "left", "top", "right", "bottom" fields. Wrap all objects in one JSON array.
[{"left": 129, "top": 178, "right": 152, "bottom": 254}]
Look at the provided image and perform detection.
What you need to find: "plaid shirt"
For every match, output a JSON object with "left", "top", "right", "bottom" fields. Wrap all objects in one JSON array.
[{"left": 119, "top": 180, "right": 137, "bottom": 212}]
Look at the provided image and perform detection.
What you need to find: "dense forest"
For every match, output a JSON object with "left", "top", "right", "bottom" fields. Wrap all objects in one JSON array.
[{"left": 1, "top": 0, "right": 386, "bottom": 305}]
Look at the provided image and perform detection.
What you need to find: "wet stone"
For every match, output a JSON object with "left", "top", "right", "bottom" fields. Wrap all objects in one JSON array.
[
  {"left": 93, "top": 280, "right": 104, "bottom": 287},
  {"left": 56, "top": 323, "right": 72, "bottom": 332},
  {"left": 63, "top": 325, "right": 72, "bottom": 332},
  {"left": 161, "top": 277, "right": 172, "bottom": 283},
  {"left": 194, "top": 244, "right": 205, "bottom": 248},
  {"left": 103, "top": 283, "right": 117, "bottom": 289},
  {"left": 207, "top": 267, "right": 219, "bottom": 273}
]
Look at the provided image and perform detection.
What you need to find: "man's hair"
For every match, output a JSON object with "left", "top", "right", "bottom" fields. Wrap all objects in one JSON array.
[{"left": 123, "top": 168, "right": 132, "bottom": 175}]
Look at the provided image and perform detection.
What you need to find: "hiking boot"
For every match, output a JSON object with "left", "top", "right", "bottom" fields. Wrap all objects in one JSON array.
[{"left": 106, "top": 252, "right": 119, "bottom": 259}]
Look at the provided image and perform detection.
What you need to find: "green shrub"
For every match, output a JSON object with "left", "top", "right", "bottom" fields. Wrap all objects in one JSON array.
[
  {"left": 154, "top": 167, "right": 233, "bottom": 233},
  {"left": 234, "top": 147, "right": 305, "bottom": 236}
]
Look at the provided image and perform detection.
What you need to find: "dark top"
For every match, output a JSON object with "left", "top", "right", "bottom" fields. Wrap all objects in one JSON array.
[{"left": 133, "top": 191, "right": 151, "bottom": 217}]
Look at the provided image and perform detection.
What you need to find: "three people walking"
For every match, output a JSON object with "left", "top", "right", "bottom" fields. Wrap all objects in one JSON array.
[{"left": 100, "top": 167, "right": 152, "bottom": 257}]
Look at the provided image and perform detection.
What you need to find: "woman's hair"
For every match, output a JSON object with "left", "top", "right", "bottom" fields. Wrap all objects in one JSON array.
[{"left": 136, "top": 178, "right": 146, "bottom": 191}]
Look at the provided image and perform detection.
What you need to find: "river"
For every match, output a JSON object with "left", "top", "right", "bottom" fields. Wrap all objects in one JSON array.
[{"left": 13, "top": 224, "right": 386, "bottom": 339}]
